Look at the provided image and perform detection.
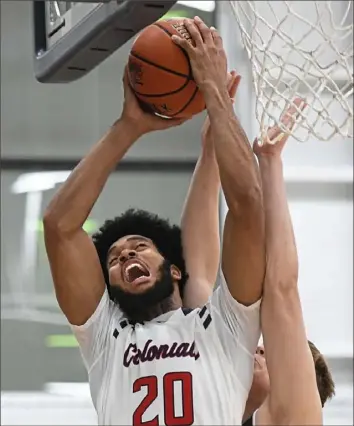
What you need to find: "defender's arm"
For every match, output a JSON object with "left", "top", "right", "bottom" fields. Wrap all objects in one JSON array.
[
  {"left": 181, "top": 146, "right": 221, "bottom": 308},
  {"left": 255, "top": 101, "right": 322, "bottom": 424}
]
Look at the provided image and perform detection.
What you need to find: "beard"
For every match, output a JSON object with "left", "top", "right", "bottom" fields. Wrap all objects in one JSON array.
[{"left": 109, "top": 259, "right": 175, "bottom": 323}]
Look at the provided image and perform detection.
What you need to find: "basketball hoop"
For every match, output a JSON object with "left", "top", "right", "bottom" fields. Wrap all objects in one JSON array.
[{"left": 229, "top": 0, "right": 353, "bottom": 142}]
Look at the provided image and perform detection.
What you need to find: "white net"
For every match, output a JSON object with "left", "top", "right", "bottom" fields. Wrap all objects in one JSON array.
[{"left": 229, "top": 0, "right": 353, "bottom": 142}]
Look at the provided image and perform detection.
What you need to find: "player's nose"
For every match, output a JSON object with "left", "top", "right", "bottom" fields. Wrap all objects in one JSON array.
[
  {"left": 256, "top": 346, "right": 265, "bottom": 356},
  {"left": 119, "top": 249, "right": 137, "bottom": 264}
]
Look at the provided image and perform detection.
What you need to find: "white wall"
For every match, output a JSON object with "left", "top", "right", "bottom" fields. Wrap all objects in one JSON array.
[
  {"left": 1, "top": 384, "right": 96, "bottom": 426},
  {"left": 286, "top": 183, "right": 352, "bottom": 357}
]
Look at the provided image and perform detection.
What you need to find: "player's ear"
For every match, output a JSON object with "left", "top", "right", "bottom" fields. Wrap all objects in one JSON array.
[{"left": 170, "top": 265, "right": 182, "bottom": 281}]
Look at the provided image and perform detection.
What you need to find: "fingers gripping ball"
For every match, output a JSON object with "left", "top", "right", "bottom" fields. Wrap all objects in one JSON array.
[{"left": 128, "top": 19, "right": 205, "bottom": 119}]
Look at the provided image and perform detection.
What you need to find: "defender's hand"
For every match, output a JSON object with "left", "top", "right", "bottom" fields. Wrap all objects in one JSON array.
[
  {"left": 253, "top": 98, "right": 307, "bottom": 157},
  {"left": 120, "top": 67, "right": 186, "bottom": 136},
  {"left": 201, "top": 71, "right": 241, "bottom": 147},
  {"left": 172, "top": 17, "right": 228, "bottom": 93}
]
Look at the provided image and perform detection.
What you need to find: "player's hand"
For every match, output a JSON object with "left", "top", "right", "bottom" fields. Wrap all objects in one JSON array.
[
  {"left": 253, "top": 98, "right": 307, "bottom": 157},
  {"left": 172, "top": 17, "right": 227, "bottom": 93},
  {"left": 201, "top": 70, "right": 241, "bottom": 148},
  {"left": 120, "top": 67, "right": 186, "bottom": 135}
]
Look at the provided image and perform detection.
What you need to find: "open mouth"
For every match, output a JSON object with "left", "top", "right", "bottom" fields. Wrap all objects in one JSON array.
[{"left": 123, "top": 261, "right": 151, "bottom": 285}]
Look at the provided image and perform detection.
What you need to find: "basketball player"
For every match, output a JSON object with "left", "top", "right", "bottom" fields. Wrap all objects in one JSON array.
[
  {"left": 180, "top": 46, "right": 335, "bottom": 423},
  {"left": 43, "top": 22, "right": 266, "bottom": 426}
]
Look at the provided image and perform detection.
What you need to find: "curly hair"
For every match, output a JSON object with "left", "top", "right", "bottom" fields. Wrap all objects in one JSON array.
[
  {"left": 92, "top": 208, "right": 188, "bottom": 297},
  {"left": 308, "top": 340, "right": 336, "bottom": 407}
]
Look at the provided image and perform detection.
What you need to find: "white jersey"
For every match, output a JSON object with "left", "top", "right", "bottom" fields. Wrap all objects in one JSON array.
[{"left": 72, "top": 276, "right": 261, "bottom": 425}]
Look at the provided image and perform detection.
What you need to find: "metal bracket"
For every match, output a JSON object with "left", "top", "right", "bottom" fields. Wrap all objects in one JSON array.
[{"left": 33, "top": 0, "right": 177, "bottom": 83}]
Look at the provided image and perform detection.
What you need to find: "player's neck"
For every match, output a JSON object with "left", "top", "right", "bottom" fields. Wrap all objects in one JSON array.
[
  {"left": 131, "top": 284, "right": 182, "bottom": 323},
  {"left": 149, "top": 285, "right": 182, "bottom": 320},
  {"left": 148, "top": 296, "right": 181, "bottom": 321}
]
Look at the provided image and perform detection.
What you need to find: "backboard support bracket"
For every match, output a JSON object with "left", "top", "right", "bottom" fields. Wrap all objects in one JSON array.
[{"left": 33, "top": 0, "right": 177, "bottom": 83}]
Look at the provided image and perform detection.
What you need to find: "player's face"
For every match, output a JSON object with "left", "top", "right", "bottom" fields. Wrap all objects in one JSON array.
[
  {"left": 247, "top": 346, "right": 270, "bottom": 409},
  {"left": 106, "top": 235, "right": 180, "bottom": 321},
  {"left": 254, "top": 346, "right": 270, "bottom": 388},
  {"left": 107, "top": 235, "right": 164, "bottom": 293}
]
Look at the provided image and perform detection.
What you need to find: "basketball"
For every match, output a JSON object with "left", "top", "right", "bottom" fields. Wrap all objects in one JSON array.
[{"left": 127, "top": 19, "right": 205, "bottom": 119}]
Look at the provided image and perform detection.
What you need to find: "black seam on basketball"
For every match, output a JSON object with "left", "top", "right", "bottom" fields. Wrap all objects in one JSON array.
[
  {"left": 170, "top": 85, "right": 202, "bottom": 118},
  {"left": 132, "top": 77, "right": 191, "bottom": 98},
  {"left": 130, "top": 51, "right": 191, "bottom": 80},
  {"left": 153, "top": 22, "right": 193, "bottom": 79}
]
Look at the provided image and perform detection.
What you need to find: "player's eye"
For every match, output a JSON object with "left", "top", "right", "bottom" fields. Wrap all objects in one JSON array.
[
  {"left": 136, "top": 242, "right": 147, "bottom": 250},
  {"left": 108, "top": 257, "right": 118, "bottom": 266}
]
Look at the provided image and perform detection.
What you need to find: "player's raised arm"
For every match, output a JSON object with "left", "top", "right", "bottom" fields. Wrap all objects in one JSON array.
[
  {"left": 173, "top": 18, "right": 265, "bottom": 306},
  {"left": 43, "top": 70, "right": 185, "bottom": 327},
  {"left": 181, "top": 72, "right": 241, "bottom": 308},
  {"left": 254, "top": 99, "right": 322, "bottom": 424}
]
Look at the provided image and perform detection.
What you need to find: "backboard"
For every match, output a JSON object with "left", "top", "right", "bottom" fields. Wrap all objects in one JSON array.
[{"left": 33, "top": 0, "right": 177, "bottom": 83}]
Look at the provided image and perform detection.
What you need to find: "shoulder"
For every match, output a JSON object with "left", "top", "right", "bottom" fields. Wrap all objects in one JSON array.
[{"left": 71, "top": 289, "right": 124, "bottom": 339}]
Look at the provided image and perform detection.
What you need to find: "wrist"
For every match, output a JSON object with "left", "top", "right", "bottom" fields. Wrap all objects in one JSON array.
[
  {"left": 201, "top": 81, "right": 231, "bottom": 110},
  {"left": 198, "top": 147, "right": 220, "bottom": 182},
  {"left": 201, "top": 143, "right": 217, "bottom": 162},
  {"left": 258, "top": 154, "right": 284, "bottom": 177},
  {"left": 257, "top": 153, "right": 283, "bottom": 166},
  {"left": 112, "top": 117, "right": 143, "bottom": 143}
]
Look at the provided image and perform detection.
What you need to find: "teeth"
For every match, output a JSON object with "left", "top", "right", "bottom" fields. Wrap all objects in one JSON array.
[
  {"left": 125, "top": 263, "right": 144, "bottom": 281},
  {"left": 126, "top": 263, "right": 143, "bottom": 272}
]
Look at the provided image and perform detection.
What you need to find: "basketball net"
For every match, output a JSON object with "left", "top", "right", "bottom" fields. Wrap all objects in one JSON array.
[{"left": 229, "top": 0, "right": 353, "bottom": 142}]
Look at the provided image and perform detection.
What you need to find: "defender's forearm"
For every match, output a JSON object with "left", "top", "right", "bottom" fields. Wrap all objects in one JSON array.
[
  {"left": 44, "top": 119, "right": 139, "bottom": 233},
  {"left": 181, "top": 146, "right": 221, "bottom": 288},
  {"left": 259, "top": 155, "right": 322, "bottom": 423},
  {"left": 203, "top": 85, "right": 261, "bottom": 210},
  {"left": 258, "top": 156, "right": 298, "bottom": 285}
]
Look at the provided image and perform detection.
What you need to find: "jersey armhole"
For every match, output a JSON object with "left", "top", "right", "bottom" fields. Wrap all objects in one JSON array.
[
  {"left": 70, "top": 288, "right": 110, "bottom": 332},
  {"left": 219, "top": 271, "right": 262, "bottom": 311}
]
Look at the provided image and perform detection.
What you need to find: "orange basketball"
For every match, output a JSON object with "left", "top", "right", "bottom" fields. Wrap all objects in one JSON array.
[{"left": 128, "top": 19, "right": 205, "bottom": 119}]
